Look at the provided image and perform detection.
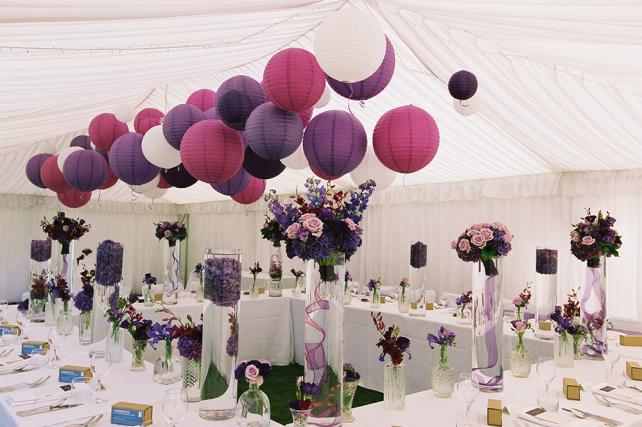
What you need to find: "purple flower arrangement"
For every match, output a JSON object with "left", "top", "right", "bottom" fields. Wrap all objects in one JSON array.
[
  {"left": 120, "top": 306, "right": 153, "bottom": 341},
  {"left": 456, "top": 290, "right": 472, "bottom": 309},
  {"left": 410, "top": 241, "right": 427, "bottom": 269},
  {"left": 535, "top": 248, "right": 558, "bottom": 275},
  {"left": 426, "top": 326, "right": 456, "bottom": 349},
  {"left": 172, "top": 314, "right": 203, "bottom": 361},
  {"left": 147, "top": 319, "right": 175, "bottom": 349},
  {"left": 226, "top": 312, "right": 238, "bottom": 357},
  {"left": 513, "top": 284, "right": 532, "bottom": 311},
  {"left": 203, "top": 257, "right": 241, "bottom": 307},
  {"left": 268, "top": 253, "right": 282, "bottom": 280},
  {"left": 343, "top": 363, "right": 360, "bottom": 383},
  {"left": 289, "top": 376, "right": 320, "bottom": 411},
  {"left": 570, "top": 210, "right": 622, "bottom": 267},
  {"left": 95, "top": 240, "right": 123, "bottom": 286},
  {"left": 49, "top": 275, "right": 72, "bottom": 304},
  {"left": 142, "top": 273, "right": 157, "bottom": 286},
  {"left": 41, "top": 211, "right": 90, "bottom": 254},
  {"left": 234, "top": 359, "right": 272, "bottom": 386},
  {"left": 367, "top": 278, "right": 381, "bottom": 293},
  {"left": 371, "top": 311, "right": 411, "bottom": 366},
  {"left": 154, "top": 220, "right": 187, "bottom": 247},
  {"left": 451, "top": 222, "right": 513, "bottom": 275},
  {"left": 30, "top": 239, "right": 52, "bottom": 262},
  {"left": 194, "top": 263, "right": 204, "bottom": 277},
  {"left": 30, "top": 273, "right": 47, "bottom": 300},
  {"left": 74, "top": 283, "right": 94, "bottom": 313}
]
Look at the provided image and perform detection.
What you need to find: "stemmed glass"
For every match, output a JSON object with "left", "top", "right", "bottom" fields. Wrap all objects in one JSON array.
[
  {"left": 47, "top": 328, "right": 64, "bottom": 368},
  {"left": 605, "top": 349, "right": 622, "bottom": 384},
  {"left": 536, "top": 357, "right": 558, "bottom": 411},
  {"left": 0, "top": 299, "right": 8, "bottom": 322},
  {"left": 456, "top": 373, "right": 478, "bottom": 426},
  {"left": 162, "top": 388, "right": 188, "bottom": 427},
  {"left": 89, "top": 351, "right": 112, "bottom": 403}
]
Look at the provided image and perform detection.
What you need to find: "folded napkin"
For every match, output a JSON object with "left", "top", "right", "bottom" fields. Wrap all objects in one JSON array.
[
  {"left": 11, "top": 402, "right": 109, "bottom": 427},
  {"left": 7, "top": 384, "right": 70, "bottom": 407},
  {"left": 591, "top": 383, "right": 642, "bottom": 406},
  {"left": 517, "top": 406, "right": 603, "bottom": 426},
  {"left": 0, "top": 360, "right": 27, "bottom": 374}
]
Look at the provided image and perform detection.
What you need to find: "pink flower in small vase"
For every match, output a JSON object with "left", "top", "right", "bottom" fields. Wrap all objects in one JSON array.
[
  {"left": 581, "top": 236, "right": 596, "bottom": 246},
  {"left": 458, "top": 239, "right": 471, "bottom": 252},
  {"left": 302, "top": 217, "right": 324, "bottom": 237},
  {"left": 471, "top": 234, "right": 486, "bottom": 248},
  {"left": 513, "top": 320, "right": 528, "bottom": 333},
  {"left": 286, "top": 223, "right": 300, "bottom": 239},
  {"left": 245, "top": 365, "right": 260, "bottom": 383}
]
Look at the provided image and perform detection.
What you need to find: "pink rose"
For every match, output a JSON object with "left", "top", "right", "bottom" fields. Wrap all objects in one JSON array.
[
  {"left": 176, "top": 222, "right": 183, "bottom": 228},
  {"left": 470, "top": 224, "right": 482, "bottom": 231},
  {"left": 164, "top": 230, "right": 172, "bottom": 237},
  {"left": 480, "top": 228, "right": 494, "bottom": 241},
  {"left": 451, "top": 240, "right": 457, "bottom": 249},
  {"left": 471, "top": 234, "right": 486, "bottom": 248},
  {"left": 504, "top": 232, "right": 513, "bottom": 243},
  {"left": 581, "top": 236, "right": 595, "bottom": 246},
  {"left": 62, "top": 225, "right": 70, "bottom": 232},
  {"left": 513, "top": 296, "right": 522, "bottom": 305},
  {"left": 467, "top": 229, "right": 480, "bottom": 237},
  {"left": 458, "top": 239, "right": 471, "bottom": 252},
  {"left": 513, "top": 321, "right": 528, "bottom": 333},
  {"left": 286, "top": 223, "right": 300, "bottom": 239},
  {"left": 479, "top": 223, "right": 491, "bottom": 229},
  {"left": 344, "top": 218, "right": 357, "bottom": 231},
  {"left": 300, "top": 213, "right": 316, "bottom": 222},
  {"left": 245, "top": 365, "right": 260, "bottom": 383},
  {"left": 159, "top": 223, "right": 166, "bottom": 228},
  {"left": 302, "top": 217, "right": 323, "bottom": 237}
]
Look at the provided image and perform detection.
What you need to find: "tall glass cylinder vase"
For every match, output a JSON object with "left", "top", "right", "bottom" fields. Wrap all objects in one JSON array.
[
  {"left": 153, "top": 340, "right": 180, "bottom": 384},
  {"left": 54, "top": 240, "right": 75, "bottom": 294},
  {"left": 580, "top": 256, "right": 607, "bottom": 359},
  {"left": 79, "top": 311, "right": 92, "bottom": 345},
  {"left": 304, "top": 253, "right": 345, "bottom": 426},
  {"left": 163, "top": 241, "right": 181, "bottom": 305},
  {"left": 199, "top": 249, "right": 241, "bottom": 421},
  {"left": 268, "top": 244, "right": 283, "bottom": 297},
  {"left": 535, "top": 248, "right": 558, "bottom": 325},
  {"left": 472, "top": 258, "right": 503, "bottom": 392}
]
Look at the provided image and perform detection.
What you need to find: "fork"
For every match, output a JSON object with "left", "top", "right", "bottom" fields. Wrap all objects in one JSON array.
[
  {"left": 0, "top": 348, "right": 14, "bottom": 357},
  {"left": 62, "top": 413, "right": 104, "bottom": 427},
  {"left": 592, "top": 393, "right": 642, "bottom": 415},
  {"left": 0, "top": 375, "right": 50, "bottom": 392}
]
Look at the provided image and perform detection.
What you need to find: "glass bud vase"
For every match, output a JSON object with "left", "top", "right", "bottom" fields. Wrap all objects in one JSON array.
[
  {"left": 131, "top": 340, "right": 147, "bottom": 371},
  {"left": 384, "top": 362, "right": 406, "bottom": 410},
  {"left": 554, "top": 333, "right": 574, "bottom": 368},
  {"left": 290, "top": 407, "right": 311, "bottom": 427},
  {"left": 143, "top": 285, "right": 154, "bottom": 307},
  {"left": 580, "top": 256, "right": 607, "bottom": 359},
  {"left": 370, "top": 288, "right": 380, "bottom": 308},
  {"left": 535, "top": 248, "right": 558, "bottom": 324},
  {"left": 235, "top": 382, "right": 270, "bottom": 427},
  {"left": 472, "top": 258, "right": 503, "bottom": 392},
  {"left": 106, "top": 325, "right": 124, "bottom": 363},
  {"left": 163, "top": 240, "right": 181, "bottom": 305},
  {"left": 44, "top": 297, "right": 57, "bottom": 326},
  {"left": 195, "top": 274, "right": 204, "bottom": 302},
  {"left": 573, "top": 335, "right": 584, "bottom": 360},
  {"left": 344, "top": 287, "right": 352, "bottom": 305},
  {"left": 510, "top": 334, "right": 531, "bottom": 378},
  {"left": 304, "top": 253, "right": 345, "bottom": 426},
  {"left": 30, "top": 298, "right": 46, "bottom": 321},
  {"left": 342, "top": 379, "right": 359, "bottom": 422},
  {"left": 268, "top": 245, "right": 283, "bottom": 297},
  {"left": 432, "top": 345, "right": 454, "bottom": 398},
  {"left": 78, "top": 311, "right": 92, "bottom": 345},
  {"left": 398, "top": 289, "right": 409, "bottom": 313},
  {"left": 182, "top": 357, "right": 202, "bottom": 402},
  {"left": 153, "top": 340, "right": 180, "bottom": 384}
]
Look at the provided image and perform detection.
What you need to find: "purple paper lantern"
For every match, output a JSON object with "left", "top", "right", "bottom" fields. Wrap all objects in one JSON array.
[
  {"left": 161, "top": 164, "right": 197, "bottom": 188},
  {"left": 216, "top": 75, "right": 265, "bottom": 131},
  {"left": 242, "top": 146, "right": 285, "bottom": 179},
  {"left": 326, "top": 37, "right": 395, "bottom": 101},
  {"left": 108, "top": 132, "right": 160, "bottom": 185},
  {"left": 25, "top": 153, "right": 53, "bottom": 188},
  {"left": 245, "top": 102, "right": 303, "bottom": 160},
  {"left": 303, "top": 110, "right": 367, "bottom": 177},
  {"left": 162, "top": 104, "right": 206, "bottom": 150},
  {"left": 63, "top": 149, "right": 109, "bottom": 192},
  {"left": 211, "top": 167, "right": 252, "bottom": 196},
  {"left": 204, "top": 108, "right": 219, "bottom": 120},
  {"left": 448, "top": 70, "right": 478, "bottom": 100},
  {"left": 70, "top": 135, "right": 92, "bottom": 149}
]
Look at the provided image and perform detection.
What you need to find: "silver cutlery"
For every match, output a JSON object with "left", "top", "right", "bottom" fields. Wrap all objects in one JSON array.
[
  {"left": 0, "top": 375, "right": 50, "bottom": 392},
  {"left": 0, "top": 364, "right": 27, "bottom": 375},
  {"left": 592, "top": 392, "right": 642, "bottom": 415},
  {"left": 16, "top": 400, "right": 83, "bottom": 417},
  {"left": 61, "top": 413, "right": 104, "bottom": 427},
  {"left": 0, "top": 348, "right": 14, "bottom": 357},
  {"left": 562, "top": 407, "right": 622, "bottom": 426}
]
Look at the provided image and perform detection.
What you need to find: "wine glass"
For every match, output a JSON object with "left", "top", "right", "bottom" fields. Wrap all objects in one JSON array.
[
  {"left": 0, "top": 299, "right": 8, "bottom": 322},
  {"left": 536, "top": 357, "right": 556, "bottom": 385},
  {"left": 605, "top": 349, "right": 622, "bottom": 384},
  {"left": 16, "top": 310, "right": 29, "bottom": 338},
  {"left": 456, "top": 373, "right": 478, "bottom": 425},
  {"left": 89, "top": 351, "right": 111, "bottom": 403},
  {"left": 536, "top": 357, "right": 558, "bottom": 410},
  {"left": 439, "top": 293, "right": 449, "bottom": 308},
  {"left": 162, "top": 388, "right": 188, "bottom": 427},
  {"left": 47, "top": 328, "right": 64, "bottom": 368}
]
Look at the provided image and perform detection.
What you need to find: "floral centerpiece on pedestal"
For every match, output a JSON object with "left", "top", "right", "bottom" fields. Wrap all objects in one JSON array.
[
  {"left": 372, "top": 311, "right": 410, "bottom": 409},
  {"left": 509, "top": 320, "right": 533, "bottom": 377},
  {"left": 235, "top": 360, "right": 272, "bottom": 426},
  {"left": 288, "top": 378, "right": 320, "bottom": 427},
  {"left": 155, "top": 219, "right": 188, "bottom": 301},
  {"left": 119, "top": 307, "right": 152, "bottom": 371},
  {"left": 513, "top": 284, "right": 532, "bottom": 321},
  {"left": 427, "top": 326, "right": 456, "bottom": 397},
  {"left": 455, "top": 290, "right": 472, "bottom": 319}
]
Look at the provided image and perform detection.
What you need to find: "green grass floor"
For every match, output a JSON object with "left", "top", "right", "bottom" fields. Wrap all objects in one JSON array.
[{"left": 237, "top": 364, "right": 382, "bottom": 425}]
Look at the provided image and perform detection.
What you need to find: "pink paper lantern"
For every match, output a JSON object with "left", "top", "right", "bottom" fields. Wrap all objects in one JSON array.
[
  {"left": 57, "top": 188, "right": 91, "bottom": 208},
  {"left": 373, "top": 105, "right": 439, "bottom": 173},
  {"left": 186, "top": 89, "right": 217, "bottom": 112},
  {"left": 40, "top": 155, "right": 71, "bottom": 193},
  {"left": 99, "top": 168, "right": 118, "bottom": 190},
  {"left": 262, "top": 48, "right": 325, "bottom": 112},
  {"left": 231, "top": 176, "right": 266, "bottom": 204},
  {"left": 88, "top": 113, "right": 129, "bottom": 151},
  {"left": 134, "top": 108, "right": 164, "bottom": 134},
  {"left": 180, "top": 119, "right": 245, "bottom": 183}
]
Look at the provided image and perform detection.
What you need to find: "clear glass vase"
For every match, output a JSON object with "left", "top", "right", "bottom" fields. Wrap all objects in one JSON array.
[
  {"left": 182, "top": 357, "right": 202, "bottom": 402},
  {"left": 56, "top": 308, "right": 74, "bottom": 336},
  {"left": 29, "top": 298, "right": 46, "bottom": 321},
  {"left": 163, "top": 240, "right": 181, "bottom": 305},
  {"left": 131, "top": 339, "right": 147, "bottom": 371},
  {"left": 343, "top": 288, "right": 352, "bottom": 305},
  {"left": 143, "top": 285, "right": 154, "bottom": 307},
  {"left": 342, "top": 379, "right": 359, "bottom": 422},
  {"left": 535, "top": 247, "right": 558, "bottom": 326},
  {"left": 195, "top": 274, "right": 204, "bottom": 302},
  {"left": 384, "top": 362, "right": 405, "bottom": 410},
  {"left": 409, "top": 288, "right": 426, "bottom": 317},
  {"left": 54, "top": 239, "right": 75, "bottom": 294},
  {"left": 250, "top": 280, "right": 259, "bottom": 299},
  {"left": 370, "top": 289, "right": 380, "bottom": 308},
  {"left": 581, "top": 256, "right": 607, "bottom": 359},
  {"left": 106, "top": 325, "right": 124, "bottom": 363},
  {"left": 78, "top": 311, "right": 92, "bottom": 345},
  {"left": 44, "top": 296, "right": 57, "bottom": 326},
  {"left": 153, "top": 340, "right": 181, "bottom": 384},
  {"left": 554, "top": 333, "right": 574, "bottom": 368},
  {"left": 432, "top": 346, "right": 455, "bottom": 398},
  {"left": 268, "top": 245, "right": 283, "bottom": 297},
  {"left": 510, "top": 334, "right": 531, "bottom": 377},
  {"left": 29, "top": 238, "right": 51, "bottom": 321},
  {"left": 304, "top": 253, "right": 345, "bottom": 426},
  {"left": 200, "top": 249, "right": 241, "bottom": 421},
  {"left": 472, "top": 258, "right": 503, "bottom": 392},
  {"left": 397, "top": 289, "right": 409, "bottom": 313},
  {"left": 573, "top": 334, "right": 584, "bottom": 360},
  {"left": 291, "top": 407, "right": 311, "bottom": 427},
  {"left": 235, "top": 382, "right": 270, "bottom": 427}
]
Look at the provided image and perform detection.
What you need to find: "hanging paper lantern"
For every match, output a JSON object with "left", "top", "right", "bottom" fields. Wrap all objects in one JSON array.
[
  {"left": 40, "top": 155, "right": 71, "bottom": 193},
  {"left": 109, "top": 132, "right": 160, "bottom": 185},
  {"left": 231, "top": 176, "right": 266, "bottom": 204},
  {"left": 262, "top": 48, "right": 325, "bottom": 112},
  {"left": 314, "top": 8, "right": 386, "bottom": 83},
  {"left": 134, "top": 108, "right": 164, "bottom": 135},
  {"left": 131, "top": 173, "right": 160, "bottom": 193},
  {"left": 57, "top": 188, "right": 91, "bottom": 208},
  {"left": 216, "top": 75, "right": 265, "bottom": 131},
  {"left": 186, "top": 88, "right": 217, "bottom": 112},
  {"left": 25, "top": 153, "right": 53, "bottom": 188},
  {"left": 453, "top": 92, "right": 482, "bottom": 116},
  {"left": 448, "top": 70, "right": 478, "bottom": 100},
  {"left": 158, "top": 174, "right": 172, "bottom": 189},
  {"left": 57, "top": 147, "right": 84, "bottom": 170},
  {"left": 303, "top": 110, "right": 367, "bottom": 177},
  {"left": 373, "top": 105, "right": 440, "bottom": 173},
  {"left": 88, "top": 113, "right": 129, "bottom": 151},
  {"left": 161, "top": 164, "right": 197, "bottom": 188},
  {"left": 162, "top": 104, "right": 206, "bottom": 150},
  {"left": 99, "top": 168, "right": 118, "bottom": 190},
  {"left": 327, "top": 37, "right": 395, "bottom": 100},
  {"left": 298, "top": 107, "right": 313, "bottom": 128},
  {"left": 113, "top": 103, "right": 135, "bottom": 123},
  {"left": 245, "top": 102, "right": 303, "bottom": 160},
  {"left": 282, "top": 145, "right": 308, "bottom": 170},
  {"left": 349, "top": 146, "right": 397, "bottom": 190},
  {"left": 204, "top": 108, "right": 219, "bottom": 120},
  {"left": 63, "top": 150, "right": 109, "bottom": 192},
  {"left": 311, "top": 165, "right": 342, "bottom": 181},
  {"left": 96, "top": 148, "right": 108, "bottom": 160},
  {"left": 142, "top": 125, "right": 182, "bottom": 169},
  {"left": 314, "top": 86, "right": 331, "bottom": 108},
  {"left": 242, "top": 146, "right": 285, "bottom": 179},
  {"left": 180, "top": 119, "right": 244, "bottom": 183},
  {"left": 211, "top": 167, "right": 252, "bottom": 196},
  {"left": 70, "top": 135, "right": 92, "bottom": 149},
  {"left": 142, "top": 187, "right": 167, "bottom": 200}
]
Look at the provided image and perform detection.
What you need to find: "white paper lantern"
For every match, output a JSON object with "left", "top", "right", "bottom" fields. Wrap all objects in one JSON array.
[
  {"left": 141, "top": 125, "right": 182, "bottom": 169},
  {"left": 453, "top": 92, "right": 482, "bottom": 116},
  {"left": 131, "top": 173, "right": 160, "bottom": 193},
  {"left": 314, "top": 86, "right": 332, "bottom": 108},
  {"left": 281, "top": 144, "right": 308, "bottom": 170},
  {"left": 349, "top": 146, "right": 397, "bottom": 190},
  {"left": 57, "top": 146, "right": 84, "bottom": 170},
  {"left": 142, "top": 186, "right": 167, "bottom": 200},
  {"left": 114, "top": 102, "right": 136, "bottom": 123},
  {"left": 314, "top": 8, "right": 387, "bottom": 83}
]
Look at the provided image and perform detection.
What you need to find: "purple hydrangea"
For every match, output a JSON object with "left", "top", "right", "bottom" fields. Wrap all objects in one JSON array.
[
  {"left": 536, "top": 248, "right": 558, "bottom": 275},
  {"left": 95, "top": 240, "right": 123, "bottom": 286},
  {"left": 410, "top": 241, "right": 427, "bottom": 269},
  {"left": 30, "top": 239, "right": 52, "bottom": 262},
  {"left": 177, "top": 324, "right": 203, "bottom": 360},
  {"left": 73, "top": 283, "right": 94, "bottom": 312},
  {"left": 203, "top": 257, "right": 241, "bottom": 307}
]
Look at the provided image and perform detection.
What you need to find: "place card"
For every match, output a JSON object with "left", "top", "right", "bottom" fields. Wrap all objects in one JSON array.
[
  {"left": 59, "top": 365, "right": 92, "bottom": 383},
  {"left": 487, "top": 399, "right": 502, "bottom": 426},
  {"left": 21, "top": 340, "right": 49, "bottom": 356},
  {"left": 620, "top": 335, "right": 642, "bottom": 347},
  {"left": 538, "top": 321, "right": 551, "bottom": 331},
  {"left": 426, "top": 302, "right": 434, "bottom": 310},
  {"left": 563, "top": 377, "right": 581, "bottom": 400},
  {"left": 626, "top": 361, "right": 642, "bottom": 380},
  {"left": 0, "top": 324, "right": 21, "bottom": 336},
  {"left": 111, "top": 402, "right": 153, "bottom": 426}
]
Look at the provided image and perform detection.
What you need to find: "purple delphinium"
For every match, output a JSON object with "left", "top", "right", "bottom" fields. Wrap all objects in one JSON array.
[
  {"left": 74, "top": 283, "right": 94, "bottom": 312},
  {"left": 95, "top": 240, "right": 124, "bottom": 286},
  {"left": 427, "top": 326, "right": 456, "bottom": 348},
  {"left": 203, "top": 257, "right": 241, "bottom": 307},
  {"left": 147, "top": 320, "right": 175, "bottom": 348}
]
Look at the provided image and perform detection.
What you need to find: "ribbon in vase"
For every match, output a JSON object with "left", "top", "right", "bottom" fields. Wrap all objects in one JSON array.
[
  {"left": 472, "top": 274, "right": 503, "bottom": 388},
  {"left": 580, "top": 266, "right": 607, "bottom": 356}
]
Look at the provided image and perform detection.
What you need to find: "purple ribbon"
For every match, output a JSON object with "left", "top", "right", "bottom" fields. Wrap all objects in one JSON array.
[
  {"left": 472, "top": 274, "right": 502, "bottom": 389},
  {"left": 167, "top": 245, "right": 180, "bottom": 296},
  {"left": 580, "top": 266, "right": 606, "bottom": 357}
]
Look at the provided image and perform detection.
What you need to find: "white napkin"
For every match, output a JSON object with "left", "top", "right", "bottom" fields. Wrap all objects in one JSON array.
[
  {"left": 7, "top": 384, "right": 70, "bottom": 407},
  {"left": 517, "top": 406, "right": 603, "bottom": 426},
  {"left": 0, "top": 360, "right": 27, "bottom": 374},
  {"left": 12, "top": 402, "right": 109, "bottom": 427},
  {"left": 591, "top": 383, "right": 642, "bottom": 406}
]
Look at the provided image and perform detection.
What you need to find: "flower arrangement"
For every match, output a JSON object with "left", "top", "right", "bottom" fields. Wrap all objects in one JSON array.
[
  {"left": 30, "top": 273, "right": 48, "bottom": 300},
  {"left": 41, "top": 211, "right": 91, "bottom": 254},
  {"left": 343, "top": 363, "right": 360, "bottom": 383},
  {"left": 154, "top": 219, "right": 187, "bottom": 247},
  {"left": 234, "top": 359, "right": 272, "bottom": 386},
  {"left": 570, "top": 210, "right": 622, "bottom": 267},
  {"left": 455, "top": 290, "right": 472, "bottom": 317},
  {"left": 551, "top": 290, "right": 588, "bottom": 355},
  {"left": 398, "top": 277, "right": 409, "bottom": 300},
  {"left": 260, "top": 216, "right": 286, "bottom": 248},
  {"left": 427, "top": 326, "right": 456, "bottom": 365},
  {"left": 49, "top": 275, "right": 72, "bottom": 311},
  {"left": 172, "top": 314, "right": 203, "bottom": 361},
  {"left": 76, "top": 248, "right": 95, "bottom": 286},
  {"left": 30, "top": 238, "right": 52, "bottom": 262},
  {"left": 291, "top": 268, "right": 305, "bottom": 289},
  {"left": 410, "top": 241, "right": 427, "bottom": 269},
  {"left": 371, "top": 312, "right": 411, "bottom": 366},
  {"left": 344, "top": 271, "right": 352, "bottom": 294},
  {"left": 368, "top": 278, "right": 381, "bottom": 303},
  {"left": 451, "top": 222, "right": 513, "bottom": 275},
  {"left": 536, "top": 248, "right": 558, "bottom": 275},
  {"left": 194, "top": 263, "right": 204, "bottom": 277},
  {"left": 74, "top": 283, "right": 94, "bottom": 313},
  {"left": 142, "top": 273, "right": 157, "bottom": 290},
  {"left": 95, "top": 240, "right": 123, "bottom": 286},
  {"left": 288, "top": 376, "right": 320, "bottom": 411},
  {"left": 510, "top": 320, "right": 532, "bottom": 355},
  {"left": 513, "top": 284, "right": 532, "bottom": 320},
  {"left": 249, "top": 262, "right": 262, "bottom": 295},
  {"left": 120, "top": 307, "right": 153, "bottom": 341},
  {"left": 268, "top": 253, "right": 282, "bottom": 280},
  {"left": 105, "top": 292, "right": 138, "bottom": 339},
  {"left": 203, "top": 256, "right": 241, "bottom": 306}
]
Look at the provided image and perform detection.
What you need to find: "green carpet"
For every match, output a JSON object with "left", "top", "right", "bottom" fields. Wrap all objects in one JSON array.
[{"left": 237, "top": 364, "right": 382, "bottom": 425}]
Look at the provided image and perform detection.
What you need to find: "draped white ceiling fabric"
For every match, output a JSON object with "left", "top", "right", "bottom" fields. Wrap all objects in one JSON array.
[{"left": 1, "top": 0, "right": 642, "bottom": 204}]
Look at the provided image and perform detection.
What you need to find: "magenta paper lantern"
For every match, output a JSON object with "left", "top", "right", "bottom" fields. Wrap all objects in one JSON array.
[
  {"left": 263, "top": 48, "right": 325, "bottom": 112},
  {"left": 242, "top": 146, "right": 285, "bottom": 179},
  {"left": 162, "top": 104, "right": 206, "bottom": 150},
  {"left": 109, "top": 132, "right": 160, "bottom": 185},
  {"left": 99, "top": 168, "right": 118, "bottom": 190},
  {"left": 134, "top": 108, "right": 164, "bottom": 135},
  {"left": 373, "top": 105, "right": 440, "bottom": 173},
  {"left": 311, "top": 165, "right": 342, "bottom": 181},
  {"left": 326, "top": 37, "right": 395, "bottom": 101},
  {"left": 161, "top": 164, "right": 197, "bottom": 188},
  {"left": 180, "top": 119, "right": 244, "bottom": 183},
  {"left": 298, "top": 107, "right": 313, "bottom": 128},
  {"left": 63, "top": 150, "right": 109, "bottom": 192},
  {"left": 211, "top": 167, "right": 251, "bottom": 196},
  {"left": 303, "top": 110, "right": 367, "bottom": 177},
  {"left": 40, "top": 155, "right": 71, "bottom": 193},
  {"left": 25, "top": 153, "right": 53, "bottom": 188},
  {"left": 231, "top": 176, "right": 265, "bottom": 204},
  {"left": 57, "top": 188, "right": 91, "bottom": 208},
  {"left": 88, "top": 113, "right": 129, "bottom": 151},
  {"left": 448, "top": 70, "right": 478, "bottom": 100},
  {"left": 245, "top": 102, "right": 303, "bottom": 160},
  {"left": 70, "top": 135, "right": 92, "bottom": 149},
  {"left": 216, "top": 75, "right": 265, "bottom": 130},
  {"left": 186, "top": 89, "right": 217, "bottom": 112}
]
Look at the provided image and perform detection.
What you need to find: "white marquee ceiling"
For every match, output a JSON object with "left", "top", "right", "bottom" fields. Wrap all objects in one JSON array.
[{"left": 1, "top": 0, "right": 641, "bottom": 204}]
